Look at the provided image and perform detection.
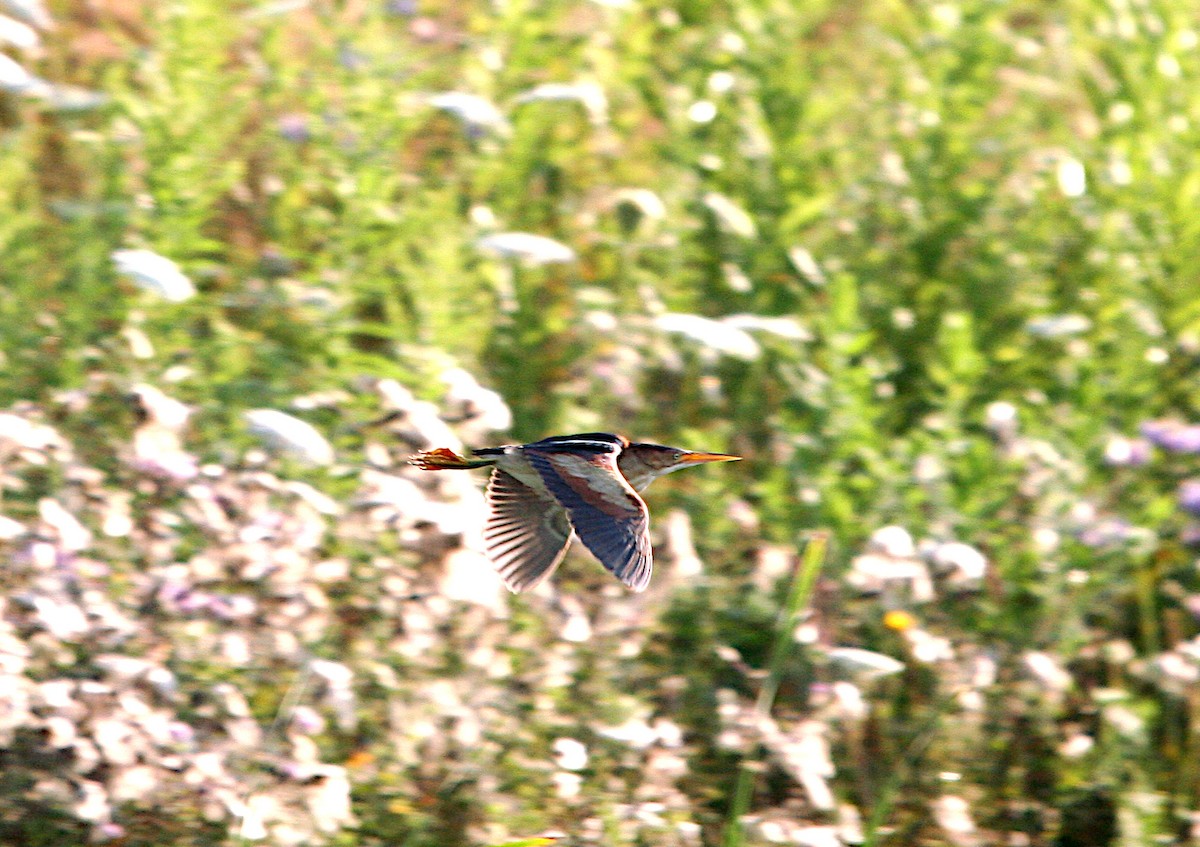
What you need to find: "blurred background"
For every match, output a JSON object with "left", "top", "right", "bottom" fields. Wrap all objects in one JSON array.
[{"left": 1, "top": 0, "right": 1199, "bottom": 844}]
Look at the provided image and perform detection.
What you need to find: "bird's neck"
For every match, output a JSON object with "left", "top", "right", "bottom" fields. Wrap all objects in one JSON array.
[{"left": 616, "top": 457, "right": 657, "bottom": 492}]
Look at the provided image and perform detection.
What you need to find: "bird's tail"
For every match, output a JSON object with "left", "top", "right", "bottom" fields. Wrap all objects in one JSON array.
[{"left": 408, "top": 447, "right": 495, "bottom": 470}]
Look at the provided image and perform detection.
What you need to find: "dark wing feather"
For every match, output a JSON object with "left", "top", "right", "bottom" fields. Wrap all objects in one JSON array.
[
  {"left": 483, "top": 470, "right": 572, "bottom": 593},
  {"left": 524, "top": 449, "right": 653, "bottom": 592}
]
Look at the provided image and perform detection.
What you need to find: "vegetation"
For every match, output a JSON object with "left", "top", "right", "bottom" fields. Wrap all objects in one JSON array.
[{"left": 1, "top": 0, "right": 1199, "bottom": 844}]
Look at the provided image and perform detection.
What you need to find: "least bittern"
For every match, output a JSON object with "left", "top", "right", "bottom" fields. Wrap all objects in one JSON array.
[{"left": 410, "top": 433, "right": 740, "bottom": 592}]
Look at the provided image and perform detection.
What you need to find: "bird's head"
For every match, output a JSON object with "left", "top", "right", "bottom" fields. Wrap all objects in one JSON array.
[{"left": 618, "top": 441, "right": 741, "bottom": 490}]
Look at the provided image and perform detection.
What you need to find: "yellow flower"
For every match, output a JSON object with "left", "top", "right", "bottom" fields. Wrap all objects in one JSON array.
[{"left": 883, "top": 610, "right": 917, "bottom": 632}]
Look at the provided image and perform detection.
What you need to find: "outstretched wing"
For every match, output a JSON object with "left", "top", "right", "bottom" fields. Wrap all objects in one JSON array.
[
  {"left": 483, "top": 470, "right": 572, "bottom": 593},
  {"left": 524, "top": 447, "right": 653, "bottom": 592}
]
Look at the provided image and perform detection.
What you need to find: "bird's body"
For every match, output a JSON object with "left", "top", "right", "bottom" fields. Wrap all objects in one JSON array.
[{"left": 410, "top": 433, "right": 739, "bottom": 593}]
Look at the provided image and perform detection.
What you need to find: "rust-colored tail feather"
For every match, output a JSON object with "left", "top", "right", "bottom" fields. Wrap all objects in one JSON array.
[{"left": 409, "top": 447, "right": 493, "bottom": 470}]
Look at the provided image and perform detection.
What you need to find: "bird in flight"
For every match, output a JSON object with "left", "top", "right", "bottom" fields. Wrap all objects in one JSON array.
[{"left": 410, "top": 433, "right": 740, "bottom": 593}]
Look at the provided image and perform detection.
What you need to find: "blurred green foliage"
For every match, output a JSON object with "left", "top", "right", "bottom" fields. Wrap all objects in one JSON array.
[{"left": 3, "top": 0, "right": 1200, "bottom": 843}]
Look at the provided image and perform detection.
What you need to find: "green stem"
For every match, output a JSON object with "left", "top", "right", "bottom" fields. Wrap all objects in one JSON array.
[
  {"left": 1135, "top": 551, "right": 1160, "bottom": 656},
  {"left": 723, "top": 531, "right": 829, "bottom": 847}
]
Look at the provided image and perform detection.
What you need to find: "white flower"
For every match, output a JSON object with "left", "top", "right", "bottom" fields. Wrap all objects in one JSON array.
[
  {"left": 1149, "top": 651, "right": 1200, "bottom": 693},
  {"left": 655, "top": 313, "right": 760, "bottom": 360},
  {"left": 476, "top": 232, "right": 576, "bottom": 265},
  {"left": 845, "top": 549, "right": 934, "bottom": 599},
  {"left": 757, "top": 719, "right": 836, "bottom": 811},
  {"left": 930, "top": 3, "right": 962, "bottom": 29},
  {"left": 560, "top": 613, "right": 592, "bottom": 643},
  {"left": 0, "top": 514, "right": 24, "bottom": 540},
  {"left": 132, "top": 420, "right": 198, "bottom": 481},
  {"left": 1102, "top": 704, "right": 1144, "bottom": 738},
  {"left": 598, "top": 717, "right": 658, "bottom": 748},
  {"left": 610, "top": 188, "right": 667, "bottom": 228},
  {"left": 514, "top": 81, "right": 607, "bottom": 125},
  {"left": 687, "top": 100, "right": 717, "bottom": 123},
  {"left": 0, "top": 14, "right": 39, "bottom": 49},
  {"left": 439, "top": 549, "right": 505, "bottom": 613},
  {"left": 244, "top": 409, "right": 334, "bottom": 465},
  {"left": 758, "top": 821, "right": 788, "bottom": 843},
  {"left": 867, "top": 525, "right": 916, "bottom": 559},
  {"left": 664, "top": 508, "right": 703, "bottom": 578},
  {"left": 1, "top": 0, "right": 52, "bottom": 30},
  {"left": 723, "top": 262, "right": 752, "bottom": 292},
  {"left": 708, "top": 70, "right": 736, "bottom": 93},
  {"left": 724, "top": 314, "right": 812, "bottom": 341},
  {"left": 112, "top": 249, "right": 196, "bottom": 302},
  {"left": 792, "top": 826, "right": 841, "bottom": 847},
  {"left": 1022, "top": 651, "right": 1072, "bottom": 692},
  {"left": 552, "top": 737, "right": 588, "bottom": 770},
  {"left": 1060, "top": 733, "right": 1095, "bottom": 759},
  {"left": 38, "top": 497, "right": 91, "bottom": 551},
  {"left": 0, "top": 50, "right": 45, "bottom": 94},
  {"left": 110, "top": 765, "right": 159, "bottom": 803},
  {"left": 984, "top": 400, "right": 1018, "bottom": 433},
  {"left": 237, "top": 795, "right": 270, "bottom": 840},
  {"left": 440, "top": 367, "right": 511, "bottom": 431},
  {"left": 30, "top": 595, "right": 89, "bottom": 640},
  {"left": 831, "top": 680, "right": 867, "bottom": 720},
  {"left": 1033, "top": 527, "right": 1060, "bottom": 552},
  {"left": 309, "top": 660, "right": 356, "bottom": 729},
  {"left": 931, "top": 795, "right": 977, "bottom": 844},
  {"left": 557, "top": 597, "right": 592, "bottom": 642},
  {"left": 553, "top": 771, "right": 583, "bottom": 798},
  {"left": 906, "top": 629, "right": 956, "bottom": 663},
  {"left": 929, "top": 541, "right": 988, "bottom": 583},
  {"left": 913, "top": 454, "right": 945, "bottom": 483},
  {"left": 374, "top": 379, "right": 463, "bottom": 447},
  {"left": 787, "top": 247, "right": 827, "bottom": 284},
  {"left": 1108, "top": 102, "right": 1135, "bottom": 124},
  {"left": 0, "top": 412, "right": 57, "bottom": 450},
  {"left": 132, "top": 384, "right": 191, "bottom": 430},
  {"left": 427, "top": 91, "right": 509, "bottom": 134},
  {"left": 73, "top": 780, "right": 110, "bottom": 824},
  {"left": 1056, "top": 156, "right": 1087, "bottom": 197},
  {"left": 305, "top": 765, "right": 357, "bottom": 832},
  {"left": 702, "top": 192, "right": 756, "bottom": 237},
  {"left": 826, "top": 647, "right": 905, "bottom": 679},
  {"left": 1157, "top": 53, "right": 1181, "bottom": 79},
  {"left": 1026, "top": 313, "right": 1091, "bottom": 338},
  {"left": 880, "top": 150, "right": 910, "bottom": 186},
  {"left": 43, "top": 715, "right": 75, "bottom": 748},
  {"left": 38, "top": 83, "right": 107, "bottom": 112}
]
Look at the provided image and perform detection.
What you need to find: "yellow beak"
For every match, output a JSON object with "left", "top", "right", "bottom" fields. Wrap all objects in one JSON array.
[{"left": 679, "top": 451, "right": 742, "bottom": 465}]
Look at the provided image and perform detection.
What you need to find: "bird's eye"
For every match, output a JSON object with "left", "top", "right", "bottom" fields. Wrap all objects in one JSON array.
[{"left": 673, "top": 451, "right": 683, "bottom": 461}]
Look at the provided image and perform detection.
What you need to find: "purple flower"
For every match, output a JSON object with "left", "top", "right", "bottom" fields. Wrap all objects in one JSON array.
[
  {"left": 1180, "top": 480, "right": 1200, "bottom": 517},
  {"left": 156, "top": 581, "right": 190, "bottom": 611},
  {"left": 96, "top": 823, "right": 126, "bottom": 842},
  {"left": 291, "top": 706, "right": 325, "bottom": 735},
  {"left": 278, "top": 113, "right": 310, "bottom": 143},
  {"left": 1077, "top": 518, "right": 1138, "bottom": 548},
  {"left": 207, "top": 594, "right": 256, "bottom": 621},
  {"left": 1141, "top": 420, "right": 1200, "bottom": 453},
  {"left": 167, "top": 721, "right": 196, "bottom": 744},
  {"left": 1162, "top": 427, "right": 1200, "bottom": 453},
  {"left": 338, "top": 43, "right": 367, "bottom": 71},
  {"left": 176, "top": 590, "right": 214, "bottom": 614}
]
